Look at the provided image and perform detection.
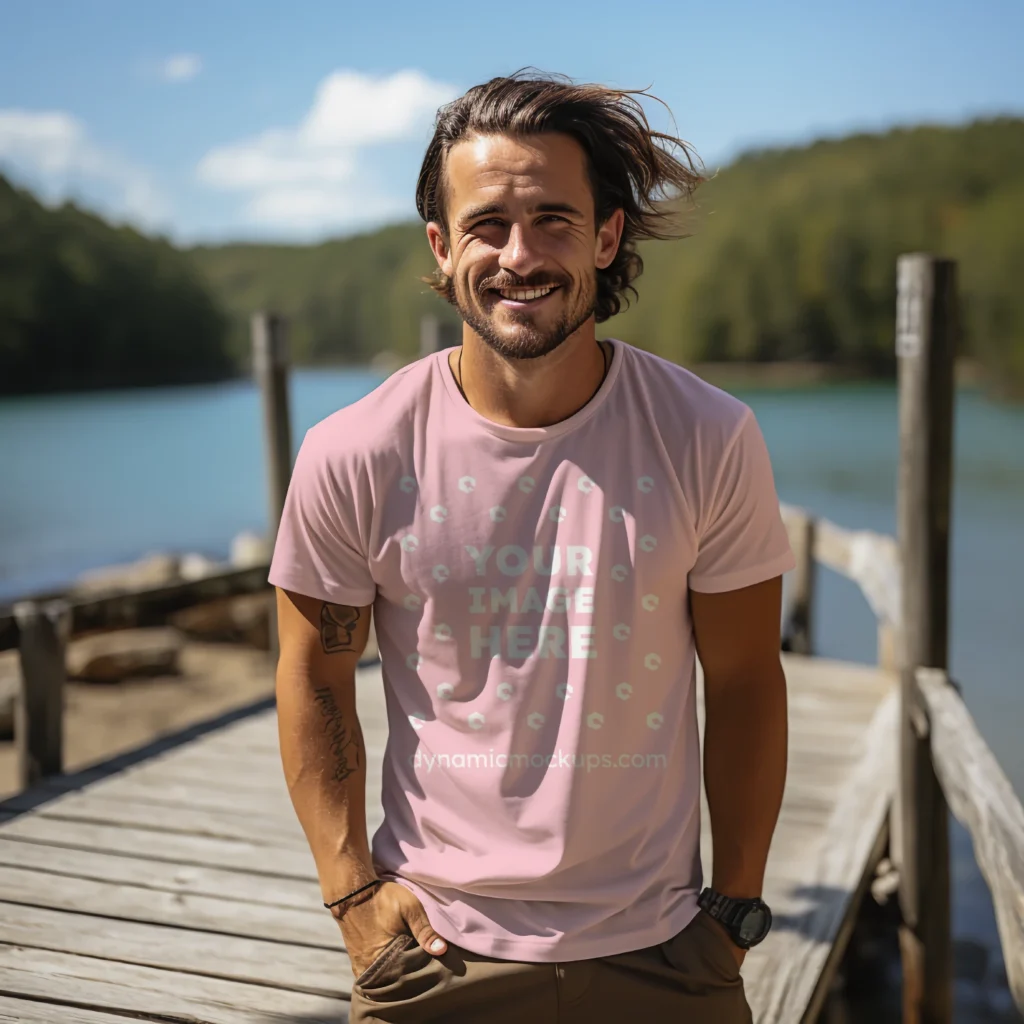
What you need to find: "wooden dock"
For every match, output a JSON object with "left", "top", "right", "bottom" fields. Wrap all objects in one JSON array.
[
  {"left": 0, "top": 254, "right": 1021, "bottom": 1022},
  {"left": 0, "top": 651, "right": 896, "bottom": 1023}
]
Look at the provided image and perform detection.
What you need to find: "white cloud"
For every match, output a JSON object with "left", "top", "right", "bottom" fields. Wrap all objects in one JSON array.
[
  {"left": 160, "top": 54, "right": 202, "bottom": 83},
  {"left": 0, "top": 109, "right": 169, "bottom": 228},
  {"left": 198, "top": 128, "right": 355, "bottom": 190},
  {"left": 247, "top": 188, "right": 408, "bottom": 231},
  {"left": 196, "top": 69, "right": 458, "bottom": 232},
  {"left": 300, "top": 70, "right": 455, "bottom": 148}
]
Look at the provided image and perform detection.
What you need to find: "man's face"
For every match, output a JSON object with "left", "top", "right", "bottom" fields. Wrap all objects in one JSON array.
[{"left": 427, "top": 132, "right": 622, "bottom": 360}]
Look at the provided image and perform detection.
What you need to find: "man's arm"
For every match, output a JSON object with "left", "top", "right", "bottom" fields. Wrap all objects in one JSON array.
[
  {"left": 275, "top": 587, "right": 377, "bottom": 902},
  {"left": 690, "top": 576, "right": 788, "bottom": 904},
  {"left": 275, "top": 587, "right": 449, "bottom": 973}
]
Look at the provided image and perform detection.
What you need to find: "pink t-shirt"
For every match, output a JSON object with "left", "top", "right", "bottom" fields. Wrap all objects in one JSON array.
[{"left": 269, "top": 339, "right": 795, "bottom": 962}]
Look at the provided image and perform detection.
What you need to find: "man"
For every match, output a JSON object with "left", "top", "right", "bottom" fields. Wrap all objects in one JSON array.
[{"left": 270, "top": 70, "right": 794, "bottom": 1023}]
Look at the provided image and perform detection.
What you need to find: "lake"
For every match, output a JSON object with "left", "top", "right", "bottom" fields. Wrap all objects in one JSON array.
[{"left": 1, "top": 360, "right": 1022, "bottom": 1013}]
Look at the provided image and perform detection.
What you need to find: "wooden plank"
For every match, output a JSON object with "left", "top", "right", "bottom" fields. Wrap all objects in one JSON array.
[
  {"left": 749, "top": 689, "right": 898, "bottom": 1020},
  {"left": 17, "top": 773, "right": 297, "bottom": 816},
  {"left": 5, "top": 767, "right": 296, "bottom": 818},
  {"left": 0, "top": 817, "right": 318, "bottom": 878},
  {"left": 918, "top": 668, "right": 1024, "bottom": 1012},
  {"left": 1, "top": 792, "right": 310, "bottom": 848},
  {"left": 778, "top": 651, "right": 895, "bottom": 697},
  {"left": 0, "top": 945, "right": 348, "bottom": 1024},
  {"left": 0, "top": 837, "right": 320, "bottom": 908},
  {"left": 801, "top": 819, "right": 890, "bottom": 1023},
  {"left": 0, "top": 864, "right": 335, "bottom": 948},
  {"left": 52, "top": 762, "right": 387, "bottom": 836},
  {"left": 0, "top": 902, "right": 351, "bottom": 995},
  {"left": 85, "top": 754, "right": 295, "bottom": 794},
  {"left": 11, "top": 752, "right": 295, "bottom": 798},
  {"left": 0, "top": 993, "right": 161, "bottom": 1024}
]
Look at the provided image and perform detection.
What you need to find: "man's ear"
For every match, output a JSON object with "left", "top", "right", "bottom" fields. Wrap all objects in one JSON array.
[
  {"left": 426, "top": 222, "right": 454, "bottom": 278},
  {"left": 595, "top": 208, "right": 625, "bottom": 270}
]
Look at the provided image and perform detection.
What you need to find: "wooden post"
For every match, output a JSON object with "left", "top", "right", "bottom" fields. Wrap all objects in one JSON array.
[
  {"left": 420, "top": 314, "right": 442, "bottom": 358},
  {"left": 878, "top": 622, "right": 900, "bottom": 673},
  {"left": 13, "top": 599, "right": 71, "bottom": 789},
  {"left": 893, "top": 254, "right": 956, "bottom": 1023},
  {"left": 252, "top": 312, "right": 293, "bottom": 658},
  {"left": 420, "top": 315, "right": 460, "bottom": 357},
  {"left": 783, "top": 512, "right": 816, "bottom": 655}
]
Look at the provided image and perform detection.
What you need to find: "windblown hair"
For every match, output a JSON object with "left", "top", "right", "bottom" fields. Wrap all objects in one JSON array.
[{"left": 415, "top": 69, "right": 704, "bottom": 322}]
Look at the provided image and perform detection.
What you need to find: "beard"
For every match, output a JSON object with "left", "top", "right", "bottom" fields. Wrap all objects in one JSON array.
[{"left": 452, "top": 269, "right": 597, "bottom": 361}]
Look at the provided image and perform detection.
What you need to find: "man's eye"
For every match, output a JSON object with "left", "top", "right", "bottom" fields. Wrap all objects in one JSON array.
[{"left": 539, "top": 215, "right": 568, "bottom": 224}]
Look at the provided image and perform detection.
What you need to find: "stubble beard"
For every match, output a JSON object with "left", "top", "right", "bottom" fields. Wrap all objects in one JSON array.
[{"left": 452, "top": 272, "right": 598, "bottom": 362}]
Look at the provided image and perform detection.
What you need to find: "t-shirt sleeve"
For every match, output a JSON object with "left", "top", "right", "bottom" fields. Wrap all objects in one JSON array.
[
  {"left": 688, "top": 408, "right": 796, "bottom": 594},
  {"left": 267, "top": 429, "right": 377, "bottom": 607}
]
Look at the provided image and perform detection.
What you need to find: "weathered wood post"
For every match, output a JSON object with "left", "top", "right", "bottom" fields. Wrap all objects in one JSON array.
[
  {"left": 252, "top": 312, "right": 293, "bottom": 658},
  {"left": 782, "top": 511, "right": 816, "bottom": 655},
  {"left": 878, "top": 621, "right": 900, "bottom": 673},
  {"left": 420, "top": 314, "right": 460, "bottom": 357},
  {"left": 420, "top": 314, "right": 442, "bottom": 358},
  {"left": 893, "top": 254, "right": 957, "bottom": 1022},
  {"left": 13, "top": 599, "right": 71, "bottom": 789}
]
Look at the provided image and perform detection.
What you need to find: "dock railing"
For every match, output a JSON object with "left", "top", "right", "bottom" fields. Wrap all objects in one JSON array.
[
  {"left": 779, "top": 502, "right": 1024, "bottom": 1017},
  {"left": 0, "top": 256, "right": 1022, "bottom": 1020},
  {"left": 779, "top": 253, "right": 1024, "bottom": 1020}
]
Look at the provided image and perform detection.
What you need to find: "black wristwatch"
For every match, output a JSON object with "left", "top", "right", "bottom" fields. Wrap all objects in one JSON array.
[{"left": 698, "top": 888, "right": 773, "bottom": 950}]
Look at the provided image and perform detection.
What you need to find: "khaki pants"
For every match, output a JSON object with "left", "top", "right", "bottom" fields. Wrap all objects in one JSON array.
[{"left": 350, "top": 910, "right": 753, "bottom": 1023}]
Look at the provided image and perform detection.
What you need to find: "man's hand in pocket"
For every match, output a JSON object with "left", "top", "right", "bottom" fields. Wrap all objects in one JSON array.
[{"left": 338, "top": 881, "right": 448, "bottom": 979}]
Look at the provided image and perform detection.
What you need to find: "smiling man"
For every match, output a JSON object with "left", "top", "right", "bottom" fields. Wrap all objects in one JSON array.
[{"left": 270, "top": 70, "right": 795, "bottom": 1023}]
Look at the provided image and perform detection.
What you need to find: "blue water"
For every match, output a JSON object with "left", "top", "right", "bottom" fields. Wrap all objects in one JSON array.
[
  {"left": 1, "top": 367, "right": 1022, "bottom": 1009},
  {"left": 0, "top": 370, "right": 384, "bottom": 597}
]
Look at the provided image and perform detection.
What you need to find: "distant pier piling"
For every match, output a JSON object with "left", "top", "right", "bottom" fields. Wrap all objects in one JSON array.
[
  {"left": 251, "top": 311, "right": 293, "bottom": 658},
  {"left": 420, "top": 315, "right": 460, "bottom": 357}
]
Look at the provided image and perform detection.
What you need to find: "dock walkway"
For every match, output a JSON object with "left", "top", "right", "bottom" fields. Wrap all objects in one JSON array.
[{"left": 0, "top": 651, "right": 896, "bottom": 1023}]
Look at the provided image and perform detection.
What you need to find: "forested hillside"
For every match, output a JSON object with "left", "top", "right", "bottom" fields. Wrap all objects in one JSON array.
[
  {"left": 188, "top": 223, "right": 447, "bottom": 368},
  {"left": 189, "top": 117, "right": 1024, "bottom": 395},
  {"left": 3, "top": 117, "right": 1023, "bottom": 396},
  {"left": 612, "top": 116, "right": 1024, "bottom": 387},
  {"left": 0, "top": 175, "right": 233, "bottom": 396}
]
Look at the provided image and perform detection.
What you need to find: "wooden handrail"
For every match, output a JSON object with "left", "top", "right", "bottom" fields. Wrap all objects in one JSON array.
[
  {"left": 917, "top": 668, "right": 1024, "bottom": 1012},
  {"left": 780, "top": 504, "right": 900, "bottom": 626},
  {"left": 779, "top": 504, "right": 901, "bottom": 672},
  {"left": 779, "top": 505, "right": 1024, "bottom": 1012},
  {"left": 0, "top": 564, "right": 272, "bottom": 653}
]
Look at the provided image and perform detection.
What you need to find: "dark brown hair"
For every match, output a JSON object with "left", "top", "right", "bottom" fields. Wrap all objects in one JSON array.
[{"left": 415, "top": 69, "right": 704, "bottom": 322}]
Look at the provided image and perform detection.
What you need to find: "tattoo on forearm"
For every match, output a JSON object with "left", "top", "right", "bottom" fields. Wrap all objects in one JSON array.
[
  {"left": 320, "top": 603, "right": 360, "bottom": 653},
  {"left": 312, "top": 686, "right": 361, "bottom": 783}
]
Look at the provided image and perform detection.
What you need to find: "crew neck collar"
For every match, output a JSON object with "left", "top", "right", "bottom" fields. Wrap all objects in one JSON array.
[{"left": 436, "top": 340, "right": 624, "bottom": 443}]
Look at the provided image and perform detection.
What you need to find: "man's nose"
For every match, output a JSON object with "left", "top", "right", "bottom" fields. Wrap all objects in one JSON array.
[{"left": 498, "top": 223, "right": 545, "bottom": 279}]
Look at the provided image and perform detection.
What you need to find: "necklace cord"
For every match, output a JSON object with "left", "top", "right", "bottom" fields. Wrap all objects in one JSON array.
[{"left": 455, "top": 341, "right": 610, "bottom": 409}]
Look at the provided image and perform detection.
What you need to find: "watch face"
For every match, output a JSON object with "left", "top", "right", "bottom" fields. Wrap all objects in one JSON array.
[{"left": 738, "top": 905, "right": 771, "bottom": 944}]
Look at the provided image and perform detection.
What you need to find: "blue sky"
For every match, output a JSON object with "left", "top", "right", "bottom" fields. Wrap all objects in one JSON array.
[{"left": 1, "top": 0, "right": 1022, "bottom": 245}]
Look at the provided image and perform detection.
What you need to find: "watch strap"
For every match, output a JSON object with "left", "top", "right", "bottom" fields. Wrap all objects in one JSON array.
[{"left": 700, "top": 888, "right": 761, "bottom": 927}]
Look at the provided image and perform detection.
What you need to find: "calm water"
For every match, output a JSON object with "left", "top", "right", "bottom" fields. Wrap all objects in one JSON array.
[{"left": 1, "top": 365, "right": 1022, "bottom": 1007}]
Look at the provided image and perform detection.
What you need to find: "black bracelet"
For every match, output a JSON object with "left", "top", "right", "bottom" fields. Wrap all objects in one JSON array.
[{"left": 324, "top": 879, "right": 383, "bottom": 910}]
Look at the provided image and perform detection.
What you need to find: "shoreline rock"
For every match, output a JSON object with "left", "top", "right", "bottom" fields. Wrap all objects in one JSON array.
[{"left": 66, "top": 627, "right": 184, "bottom": 683}]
